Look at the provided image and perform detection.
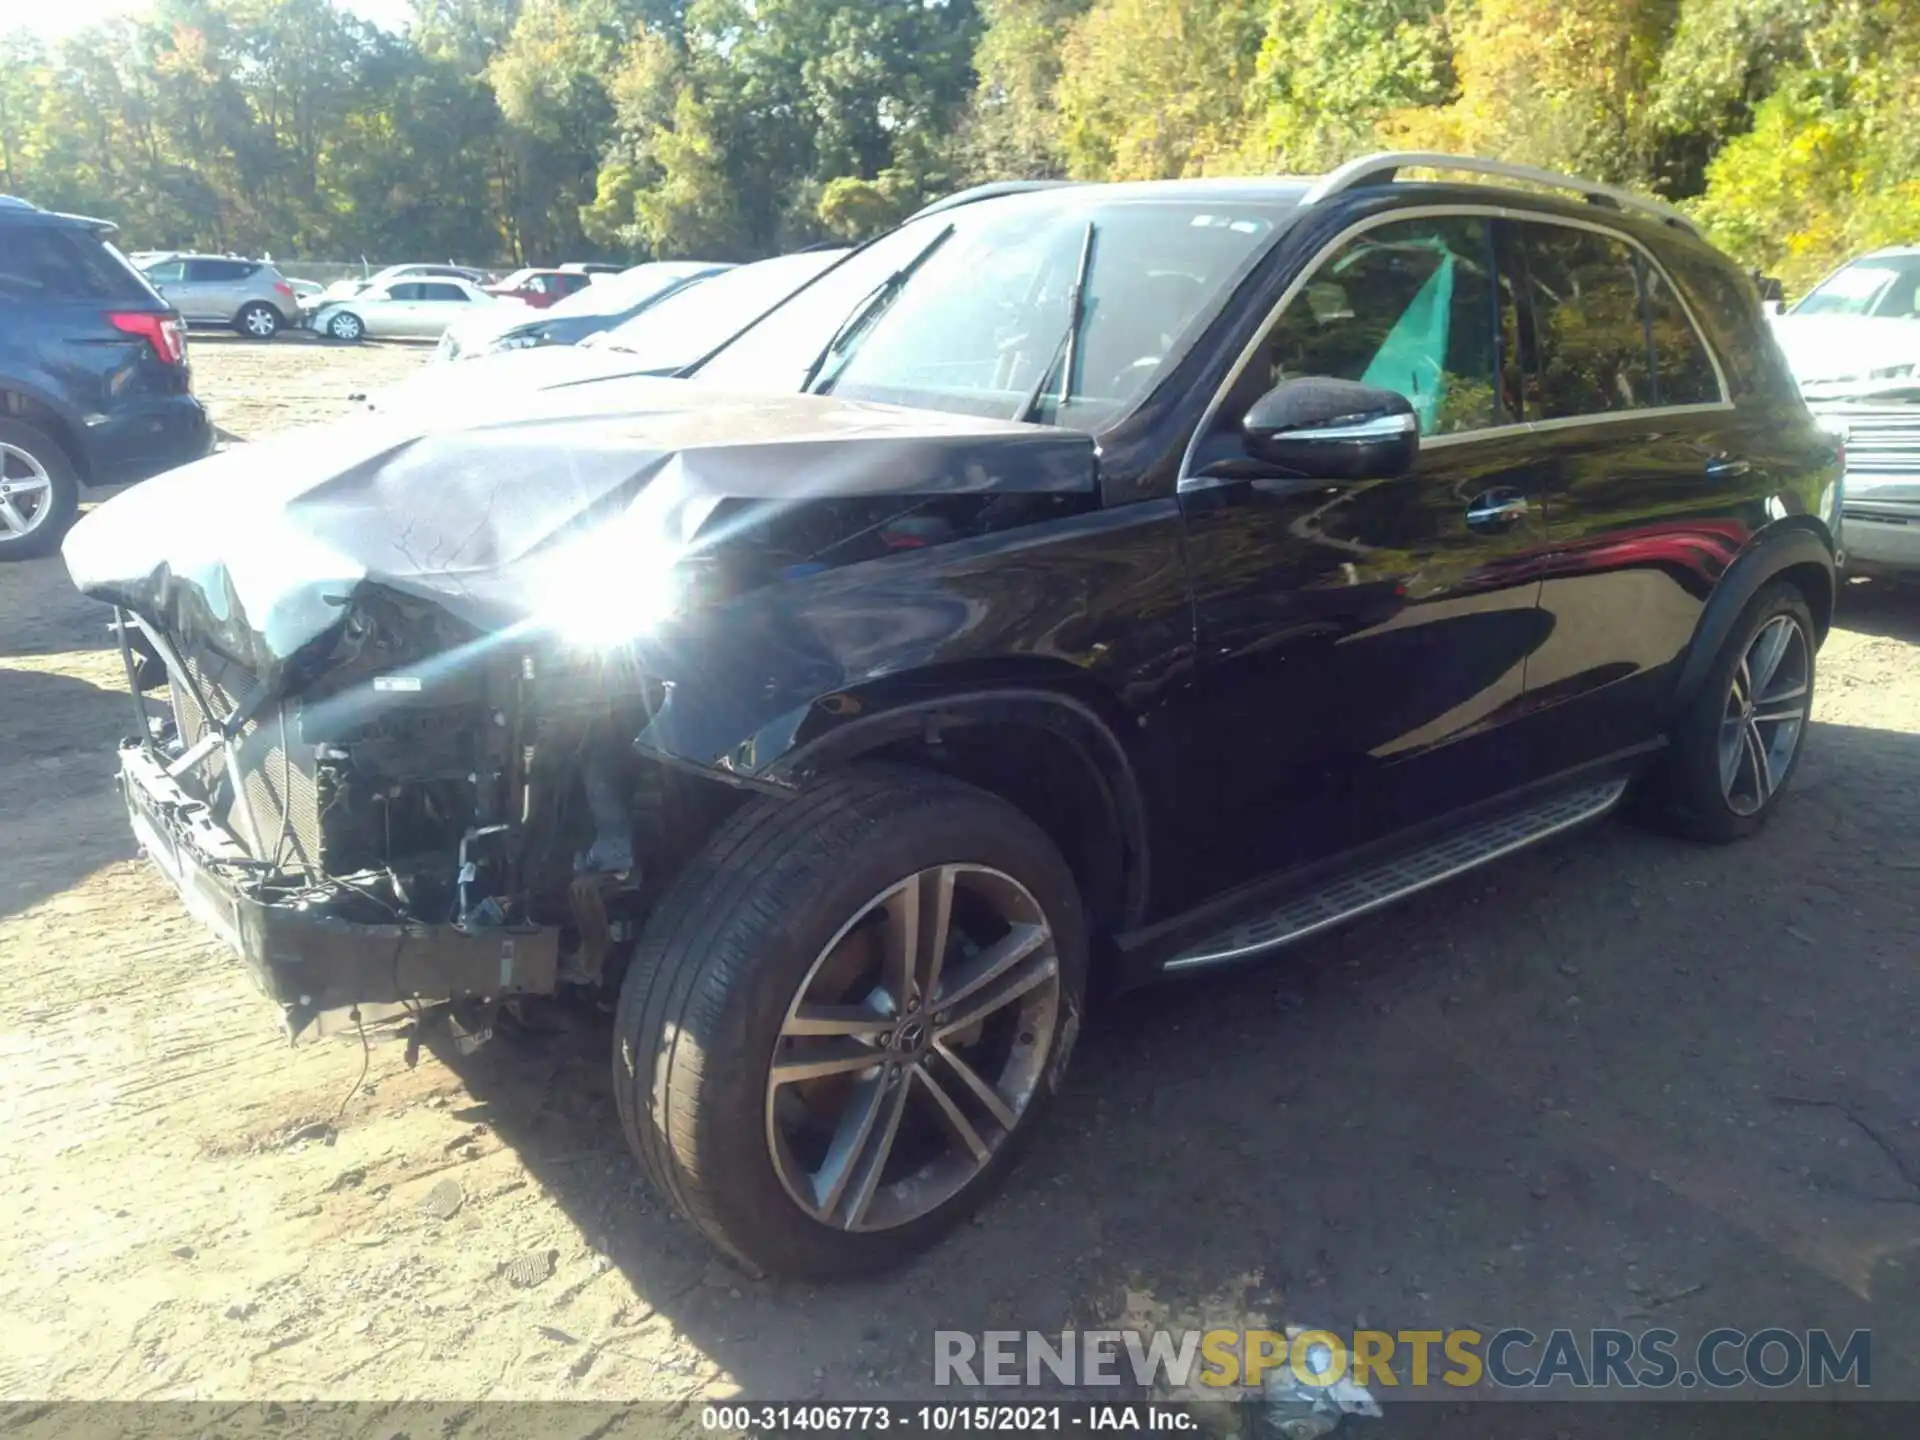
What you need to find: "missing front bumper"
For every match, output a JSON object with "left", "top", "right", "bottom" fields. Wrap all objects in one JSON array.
[{"left": 118, "top": 742, "right": 559, "bottom": 1036}]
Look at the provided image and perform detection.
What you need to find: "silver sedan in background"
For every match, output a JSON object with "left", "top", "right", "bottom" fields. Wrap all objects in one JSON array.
[{"left": 307, "top": 277, "right": 501, "bottom": 342}]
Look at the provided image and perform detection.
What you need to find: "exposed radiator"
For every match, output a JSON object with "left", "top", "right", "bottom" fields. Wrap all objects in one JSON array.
[{"left": 167, "top": 649, "right": 322, "bottom": 870}]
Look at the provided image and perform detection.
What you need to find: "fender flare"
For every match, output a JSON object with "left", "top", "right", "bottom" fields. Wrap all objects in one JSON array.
[
  {"left": 0, "top": 369, "right": 90, "bottom": 471},
  {"left": 757, "top": 686, "right": 1153, "bottom": 930},
  {"left": 1672, "top": 521, "right": 1836, "bottom": 711}
]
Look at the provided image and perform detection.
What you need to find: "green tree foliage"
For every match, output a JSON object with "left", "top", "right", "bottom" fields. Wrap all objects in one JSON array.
[{"left": 0, "top": 0, "right": 1916, "bottom": 283}]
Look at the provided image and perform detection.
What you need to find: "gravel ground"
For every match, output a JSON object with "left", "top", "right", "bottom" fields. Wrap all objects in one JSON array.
[{"left": 3, "top": 333, "right": 1918, "bottom": 1411}]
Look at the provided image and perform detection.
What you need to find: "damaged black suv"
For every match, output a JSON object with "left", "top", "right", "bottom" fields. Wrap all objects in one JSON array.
[{"left": 68, "top": 153, "right": 1840, "bottom": 1278}]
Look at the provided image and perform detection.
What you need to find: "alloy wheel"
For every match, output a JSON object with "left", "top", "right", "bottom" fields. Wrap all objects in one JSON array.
[
  {"left": 1719, "top": 613, "right": 1811, "bottom": 817},
  {"left": 243, "top": 306, "right": 278, "bottom": 337},
  {"left": 331, "top": 314, "right": 362, "bottom": 340},
  {"left": 765, "top": 864, "right": 1061, "bottom": 1233},
  {"left": 0, "top": 443, "right": 53, "bottom": 541}
]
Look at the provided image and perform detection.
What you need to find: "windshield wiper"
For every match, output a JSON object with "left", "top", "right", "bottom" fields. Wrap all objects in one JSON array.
[
  {"left": 1015, "top": 220, "right": 1097, "bottom": 424},
  {"left": 800, "top": 223, "right": 956, "bottom": 395}
]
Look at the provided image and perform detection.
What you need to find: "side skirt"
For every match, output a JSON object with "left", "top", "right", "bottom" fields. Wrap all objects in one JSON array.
[{"left": 1112, "top": 751, "right": 1655, "bottom": 986}]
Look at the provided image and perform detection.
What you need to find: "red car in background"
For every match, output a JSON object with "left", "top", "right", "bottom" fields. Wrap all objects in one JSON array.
[{"left": 486, "top": 268, "right": 594, "bottom": 309}]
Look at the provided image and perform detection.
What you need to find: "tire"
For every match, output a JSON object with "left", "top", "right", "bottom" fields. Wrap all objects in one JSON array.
[
  {"left": 0, "top": 418, "right": 81, "bottom": 562},
  {"left": 235, "top": 302, "right": 281, "bottom": 339},
  {"left": 326, "top": 311, "right": 364, "bottom": 342},
  {"left": 1637, "top": 579, "right": 1817, "bottom": 842},
  {"left": 613, "top": 764, "right": 1087, "bottom": 1278}
]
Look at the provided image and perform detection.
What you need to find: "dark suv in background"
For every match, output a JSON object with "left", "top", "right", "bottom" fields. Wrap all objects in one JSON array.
[{"left": 0, "top": 196, "right": 211, "bottom": 559}]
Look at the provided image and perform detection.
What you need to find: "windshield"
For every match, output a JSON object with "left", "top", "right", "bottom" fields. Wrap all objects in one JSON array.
[
  {"left": 593, "top": 251, "right": 847, "bottom": 368},
  {"left": 690, "top": 192, "right": 1288, "bottom": 427},
  {"left": 545, "top": 264, "right": 716, "bottom": 320},
  {"left": 1792, "top": 256, "right": 1920, "bottom": 318}
]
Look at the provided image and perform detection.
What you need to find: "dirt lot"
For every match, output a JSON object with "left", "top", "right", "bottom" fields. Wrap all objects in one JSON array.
[{"left": 4, "top": 333, "right": 1920, "bottom": 1408}]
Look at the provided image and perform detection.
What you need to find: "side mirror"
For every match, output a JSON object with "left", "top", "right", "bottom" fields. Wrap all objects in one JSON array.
[{"left": 1242, "top": 377, "right": 1419, "bottom": 481}]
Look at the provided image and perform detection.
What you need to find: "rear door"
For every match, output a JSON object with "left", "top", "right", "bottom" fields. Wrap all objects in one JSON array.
[
  {"left": 1177, "top": 211, "right": 1554, "bottom": 894},
  {"left": 1498, "top": 218, "right": 1742, "bottom": 774}
]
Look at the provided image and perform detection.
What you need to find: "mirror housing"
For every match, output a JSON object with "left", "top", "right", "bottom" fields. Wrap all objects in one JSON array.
[{"left": 1242, "top": 378, "right": 1419, "bottom": 481}]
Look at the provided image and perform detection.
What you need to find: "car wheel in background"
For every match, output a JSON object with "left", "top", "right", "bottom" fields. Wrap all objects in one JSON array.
[
  {"left": 613, "top": 764, "right": 1086, "bottom": 1278},
  {"left": 326, "top": 311, "right": 364, "bottom": 342},
  {"left": 0, "top": 419, "right": 81, "bottom": 562},
  {"left": 235, "top": 302, "right": 282, "bottom": 340},
  {"left": 1636, "top": 579, "right": 1817, "bottom": 842}
]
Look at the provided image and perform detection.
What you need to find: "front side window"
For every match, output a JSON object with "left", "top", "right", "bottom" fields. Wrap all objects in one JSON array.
[
  {"left": 1514, "top": 224, "right": 1652, "bottom": 419},
  {"left": 142, "top": 258, "right": 186, "bottom": 284},
  {"left": 416, "top": 283, "right": 468, "bottom": 303},
  {"left": 1260, "top": 215, "right": 1504, "bottom": 435},
  {"left": 384, "top": 284, "right": 419, "bottom": 302}
]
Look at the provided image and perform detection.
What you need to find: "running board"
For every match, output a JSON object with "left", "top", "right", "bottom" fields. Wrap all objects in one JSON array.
[{"left": 1162, "top": 778, "right": 1630, "bottom": 972}]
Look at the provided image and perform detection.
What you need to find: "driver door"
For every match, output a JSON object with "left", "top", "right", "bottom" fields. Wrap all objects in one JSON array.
[{"left": 1173, "top": 212, "right": 1555, "bottom": 896}]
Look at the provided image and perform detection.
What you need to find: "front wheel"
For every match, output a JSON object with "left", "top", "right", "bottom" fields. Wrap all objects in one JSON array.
[
  {"left": 614, "top": 766, "right": 1086, "bottom": 1278},
  {"left": 1638, "top": 579, "right": 1817, "bottom": 842},
  {"left": 326, "top": 311, "right": 364, "bottom": 342},
  {"left": 235, "top": 302, "right": 281, "bottom": 339}
]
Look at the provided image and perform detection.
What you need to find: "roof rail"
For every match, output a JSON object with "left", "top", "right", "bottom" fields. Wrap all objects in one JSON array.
[
  {"left": 1300, "top": 151, "right": 1701, "bottom": 237},
  {"left": 0, "top": 195, "right": 37, "bottom": 211}
]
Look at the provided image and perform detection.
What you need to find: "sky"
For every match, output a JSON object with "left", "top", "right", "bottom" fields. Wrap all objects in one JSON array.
[{"left": 2, "top": 0, "right": 416, "bottom": 39}]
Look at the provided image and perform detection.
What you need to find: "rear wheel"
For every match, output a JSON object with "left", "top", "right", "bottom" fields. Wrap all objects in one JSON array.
[
  {"left": 235, "top": 302, "right": 281, "bottom": 339},
  {"left": 614, "top": 766, "right": 1085, "bottom": 1278},
  {"left": 326, "top": 311, "right": 364, "bottom": 342},
  {"left": 0, "top": 419, "right": 80, "bottom": 562},
  {"left": 1638, "top": 580, "right": 1816, "bottom": 842}
]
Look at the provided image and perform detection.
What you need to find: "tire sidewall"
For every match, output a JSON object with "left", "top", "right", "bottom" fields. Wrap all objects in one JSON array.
[
  {"left": 1669, "top": 580, "right": 1817, "bottom": 838},
  {"left": 621, "top": 777, "right": 1087, "bottom": 1276},
  {"left": 0, "top": 419, "right": 81, "bottom": 562},
  {"left": 238, "top": 303, "right": 280, "bottom": 339}
]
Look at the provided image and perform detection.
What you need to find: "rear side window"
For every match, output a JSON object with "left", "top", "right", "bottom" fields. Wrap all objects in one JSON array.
[
  {"left": 1640, "top": 264, "right": 1719, "bottom": 406},
  {"left": 0, "top": 226, "right": 150, "bottom": 302},
  {"left": 186, "top": 258, "right": 257, "bottom": 282},
  {"left": 1513, "top": 225, "right": 1652, "bottom": 418}
]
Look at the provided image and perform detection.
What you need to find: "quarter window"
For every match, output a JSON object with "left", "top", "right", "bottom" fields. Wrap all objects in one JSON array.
[
  {"left": 1261, "top": 216, "right": 1503, "bottom": 435},
  {"left": 1641, "top": 263, "right": 1719, "bottom": 406}
]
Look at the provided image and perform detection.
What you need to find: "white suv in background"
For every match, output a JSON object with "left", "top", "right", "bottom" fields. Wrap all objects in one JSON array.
[{"left": 1770, "top": 249, "right": 1920, "bottom": 576}]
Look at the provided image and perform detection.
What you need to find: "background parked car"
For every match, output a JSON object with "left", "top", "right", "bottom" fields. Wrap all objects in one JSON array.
[
  {"left": 1768, "top": 247, "right": 1920, "bottom": 576},
  {"left": 384, "top": 249, "right": 848, "bottom": 409},
  {"left": 137, "top": 253, "right": 299, "bottom": 338},
  {"left": 0, "top": 196, "right": 211, "bottom": 558},
  {"left": 308, "top": 276, "right": 498, "bottom": 342},
  {"left": 434, "top": 260, "right": 726, "bottom": 361},
  {"left": 559, "top": 261, "right": 622, "bottom": 277},
  {"left": 486, "top": 268, "right": 593, "bottom": 308},
  {"left": 321, "top": 263, "right": 490, "bottom": 302}
]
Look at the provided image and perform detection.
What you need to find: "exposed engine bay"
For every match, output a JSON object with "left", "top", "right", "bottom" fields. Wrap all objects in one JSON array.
[{"left": 107, "top": 484, "right": 1089, "bottom": 1039}]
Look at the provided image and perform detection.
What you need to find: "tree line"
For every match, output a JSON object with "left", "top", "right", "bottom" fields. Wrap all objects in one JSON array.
[{"left": 1, "top": 0, "right": 1915, "bottom": 288}]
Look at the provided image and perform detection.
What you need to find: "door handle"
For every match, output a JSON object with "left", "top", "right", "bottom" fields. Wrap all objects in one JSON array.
[{"left": 1466, "top": 489, "right": 1529, "bottom": 533}]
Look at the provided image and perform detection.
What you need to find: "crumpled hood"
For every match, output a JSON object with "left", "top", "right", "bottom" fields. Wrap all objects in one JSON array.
[
  {"left": 63, "top": 378, "right": 1096, "bottom": 693},
  {"left": 1770, "top": 313, "right": 1920, "bottom": 393}
]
